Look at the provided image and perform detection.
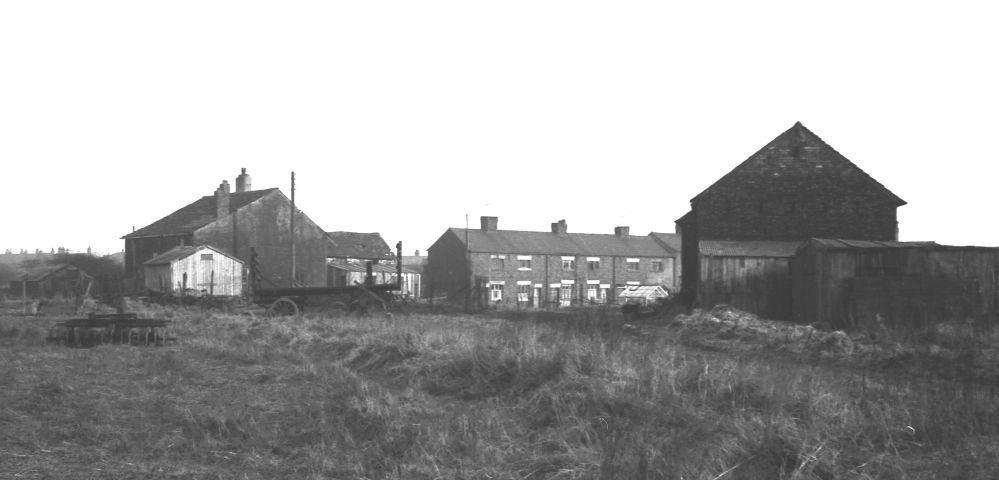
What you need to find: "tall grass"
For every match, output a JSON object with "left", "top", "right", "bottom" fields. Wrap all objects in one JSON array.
[{"left": 2, "top": 306, "right": 999, "bottom": 478}]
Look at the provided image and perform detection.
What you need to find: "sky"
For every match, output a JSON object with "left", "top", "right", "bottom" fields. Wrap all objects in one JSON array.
[{"left": 2, "top": 1, "right": 997, "bottom": 255}]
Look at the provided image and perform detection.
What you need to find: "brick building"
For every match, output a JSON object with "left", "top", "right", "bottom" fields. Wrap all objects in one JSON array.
[
  {"left": 426, "top": 217, "right": 679, "bottom": 308},
  {"left": 123, "top": 169, "right": 331, "bottom": 289},
  {"left": 676, "top": 122, "right": 907, "bottom": 314}
]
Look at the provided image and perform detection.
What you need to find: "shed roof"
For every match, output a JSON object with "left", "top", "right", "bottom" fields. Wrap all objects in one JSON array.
[
  {"left": 700, "top": 240, "right": 804, "bottom": 258},
  {"left": 143, "top": 245, "right": 242, "bottom": 265},
  {"left": 804, "top": 238, "right": 939, "bottom": 251},
  {"left": 443, "top": 228, "right": 671, "bottom": 257},
  {"left": 19, "top": 263, "right": 78, "bottom": 282},
  {"left": 326, "top": 231, "right": 392, "bottom": 259},
  {"left": 123, "top": 189, "right": 278, "bottom": 239},
  {"left": 692, "top": 122, "right": 905, "bottom": 207},
  {"left": 650, "top": 232, "right": 682, "bottom": 254},
  {"left": 328, "top": 261, "right": 418, "bottom": 275}
]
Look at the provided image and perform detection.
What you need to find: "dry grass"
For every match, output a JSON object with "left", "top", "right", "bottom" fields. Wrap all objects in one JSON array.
[{"left": 1, "top": 303, "right": 999, "bottom": 479}]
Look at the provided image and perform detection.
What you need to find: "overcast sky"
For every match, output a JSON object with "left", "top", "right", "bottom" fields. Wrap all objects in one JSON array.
[{"left": 2, "top": 1, "right": 997, "bottom": 255}]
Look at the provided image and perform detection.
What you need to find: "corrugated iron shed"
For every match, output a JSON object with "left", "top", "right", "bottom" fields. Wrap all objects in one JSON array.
[
  {"left": 328, "top": 262, "right": 418, "bottom": 275},
  {"left": 617, "top": 285, "right": 669, "bottom": 299},
  {"left": 144, "top": 245, "right": 243, "bottom": 265},
  {"left": 805, "top": 238, "right": 939, "bottom": 250}
]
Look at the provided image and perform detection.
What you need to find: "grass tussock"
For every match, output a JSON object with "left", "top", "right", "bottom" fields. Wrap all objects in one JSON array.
[{"left": 2, "top": 303, "right": 999, "bottom": 478}]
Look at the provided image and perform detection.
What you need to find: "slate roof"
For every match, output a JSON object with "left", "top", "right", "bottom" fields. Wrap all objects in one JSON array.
[
  {"left": 650, "top": 232, "right": 682, "bottom": 254},
  {"left": 143, "top": 245, "right": 242, "bottom": 265},
  {"left": 325, "top": 232, "right": 392, "bottom": 259},
  {"left": 123, "top": 189, "right": 278, "bottom": 239},
  {"left": 446, "top": 228, "right": 671, "bottom": 257},
  {"left": 700, "top": 240, "right": 804, "bottom": 258},
  {"left": 804, "top": 238, "right": 939, "bottom": 251},
  {"left": 693, "top": 122, "right": 905, "bottom": 206}
]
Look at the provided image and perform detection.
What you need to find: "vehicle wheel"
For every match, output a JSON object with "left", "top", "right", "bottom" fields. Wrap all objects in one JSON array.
[{"left": 266, "top": 297, "right": 300, "bottom": 317}]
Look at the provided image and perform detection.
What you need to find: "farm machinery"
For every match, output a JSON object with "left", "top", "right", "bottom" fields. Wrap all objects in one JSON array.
[{"left": 250, "top": 242, "right": 407, "bottom": 316}]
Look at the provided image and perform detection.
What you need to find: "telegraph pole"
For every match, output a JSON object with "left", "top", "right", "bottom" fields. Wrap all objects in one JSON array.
[
  {"left": 465, "top": 213, "right": 470, "bottom": 312},
  {"left": 290, "top": 171, "right": 296, "bottom": 287}
]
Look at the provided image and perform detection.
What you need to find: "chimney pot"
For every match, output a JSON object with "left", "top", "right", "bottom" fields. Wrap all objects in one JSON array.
[
  {"left": 215, "top": 180, "right": 231, "bottom": 218},
  {"left": 235, "top": 168, "right": 252, "bottom": 192},
  {"left": 614, "top": 226, "right": 630, "bottom": 237},
  {"left": 480, "top": 216, "right": 498, "bottom": 232},
  {"left": 551, "top": 219, "right": 568, "bottom": 234}
]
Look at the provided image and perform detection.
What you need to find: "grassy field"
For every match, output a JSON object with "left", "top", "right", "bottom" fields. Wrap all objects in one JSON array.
[{"left": 2, "top": 302, "right": 999, "bottom": 479}]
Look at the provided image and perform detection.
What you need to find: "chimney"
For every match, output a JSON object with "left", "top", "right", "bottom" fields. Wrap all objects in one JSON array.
[
  {"left": 551, "top": 219, "right": 568, "bottom": 234},
  {"left": 235, "top": 168, "right": 252, "bottom": 193},
  {"left": 614, "top": 226, "right": 630, "bottom": 237},
  {"left": 480, "top": 216, "right": 498, "bottom": 232},
  {"left": 215, "top": 180, "right": 231, "bottom": 218}
]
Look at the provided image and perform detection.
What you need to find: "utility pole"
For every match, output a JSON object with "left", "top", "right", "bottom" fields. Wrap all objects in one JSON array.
[
  {"left": 464, "top": 213, "right": 471, "bottom": 312},
  {"left": 290, "top": 171, "right": 296, "bottom": 287}
]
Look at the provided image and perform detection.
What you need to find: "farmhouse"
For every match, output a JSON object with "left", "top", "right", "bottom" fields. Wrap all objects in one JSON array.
[
  {"left": 426, "top": 217, "right": 679, "bottom": 308},
  {"left": 122, "top": 169, "right": 331, "bottom": 289},
  {"left": 676, "top": 122, "right": 906, "bottom": 317},
  {"left": 791, "top": 239, "right": 999, "bottom": 329},
  {"left": 142, "top": 245, "right": 244, "bottom": 296}
]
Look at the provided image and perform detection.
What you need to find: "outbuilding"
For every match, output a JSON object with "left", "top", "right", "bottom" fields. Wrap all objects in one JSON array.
[
  {"left": 791, "top": 239, "right": 999, "bottom": 329},
  {"left": 143, "top": 245, "right": 244, "bottom": 296}
]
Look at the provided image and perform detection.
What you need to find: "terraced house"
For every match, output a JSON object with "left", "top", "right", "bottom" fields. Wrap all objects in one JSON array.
[{"left": 426, "top": 217, "right": 679, "bottom": 307}]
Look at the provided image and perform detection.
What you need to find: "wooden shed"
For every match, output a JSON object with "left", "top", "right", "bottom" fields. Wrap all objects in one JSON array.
[
  {"left": 697, "top": 240, "right": 803, "bottom": 320},
  {"left": 8, "top": 263, "right": 95, "bottom": 299},
  {"left": 791, "top": 239, "right": 999, "bottom": 329},
  {"left": 143, "top": 245, "right": 244, "bottom": 296}
]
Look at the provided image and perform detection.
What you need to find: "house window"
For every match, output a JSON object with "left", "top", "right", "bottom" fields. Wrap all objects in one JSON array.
[
  {"left": 517, "top": 284, "right": 530, "bottom": 303},
  {"left": 587, "top": 284, "right": 598, "bottom": 302},
  {"left": 490, "top": 254, "right": 505, "bottom": 269},
  {"left": 490, "top": 284, "right": 503, "bottom": 302},
  {"left": 587, "top": 257, "right": 600, "bottom": 270},
  {"left": 519, "top": 259, "right": 532, "bottom": 270},
  {"left": 201, "top": 254, "right": 214, "bottom": 261},
  {"left": 651, "top": 260, "right": 663, "bottom": 272},
  {"left": 562, "top": 258, "right": 575, "bottom": 271},
  {"left": 626, "top": 258, "right": 640, "bottom": 272}
]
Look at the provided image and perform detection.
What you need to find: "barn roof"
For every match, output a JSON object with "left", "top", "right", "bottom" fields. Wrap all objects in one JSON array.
[
  {"left": 325, "top": 231, "right": 392, "bottom": 259},
  {"left": 143, "top": 245, "right": 242, "bottom": 265},
  {"left": 444, "top": 228, "right": 671, "bottom": 257},
  {"left": 700, "top": 240, "right": 804, "bottom": 258},
  {"left": 327, "top": 261, "right": 418, "bottom": 275},
  {"left": 650, "top": 232, "right": 682, "bottom": 254},
  {"left": 123, "top": 189, "right": 278, "bottom": 239},
  {"left": 20, "top": 263, "right": 76, "bottom": 282},
  {"left": 692, "top": 122, "right": 905, "bottom": 206},
  {"left": 804, "top": 238, "right": 939, "bottom": 251}
]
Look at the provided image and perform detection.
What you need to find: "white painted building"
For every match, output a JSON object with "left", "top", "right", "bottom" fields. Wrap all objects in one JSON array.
[{"left": 143, "top": 245, "right": 244, "bottom": 296}]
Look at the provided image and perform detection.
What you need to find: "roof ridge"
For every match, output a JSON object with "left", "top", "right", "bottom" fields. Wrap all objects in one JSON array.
[{"left": 690, "top": 122, "right": 905, "bottom": 206}]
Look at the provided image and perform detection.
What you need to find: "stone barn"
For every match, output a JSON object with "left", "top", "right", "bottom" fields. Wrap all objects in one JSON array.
[
  {"left": 143, "top": 245, "right": 244, "bottom": 296},
  {"left": 123, "top": 169, "right": 331, "bottom": 290},
  {"left": 676, "top": 122, "right": 907, "bottom": 317}
]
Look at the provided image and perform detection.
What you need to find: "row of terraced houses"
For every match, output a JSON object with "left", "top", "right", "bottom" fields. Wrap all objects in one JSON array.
[{"left": 118, "top": 122, "right": 999, "bottom": 328}]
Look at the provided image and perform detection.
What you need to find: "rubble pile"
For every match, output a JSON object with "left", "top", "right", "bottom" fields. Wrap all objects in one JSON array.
[{"left": 673, "top": 305, "right": 858, "bottom": 357}]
